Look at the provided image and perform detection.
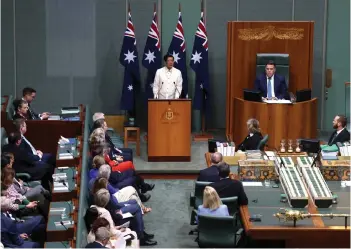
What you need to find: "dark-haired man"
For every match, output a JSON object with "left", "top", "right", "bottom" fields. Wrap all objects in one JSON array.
[
  {"left": 1, "top": 132, "right": 53, "bottom": 190},
  {"left": 22, "top": 87, "right": 50, "bottom": 120},
  {"left": 328, "top": 115, "right": 350, "bottom": 145},
  {"left": 254, "top": 60, "right": 288, "bottom": 100},
  {"left": 209, "top": 163, "right": 248, "bottom": 206},
  {"left": 152, "top": 54, "right": 183, "bottom": 99}
]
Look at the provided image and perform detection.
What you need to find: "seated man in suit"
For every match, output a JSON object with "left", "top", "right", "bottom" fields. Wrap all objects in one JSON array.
[
  {"left": 21, "top": 87, "right": 50, "bottom": 120},
  {"left": 254, "top": 60, "right": 288, "bottom": 100},
  {"left": 197, "top": 152, "right": 223, "bottom": 182},
  {"left": 92, "top": 118, "right": 133, "bottom": 162},
  {"left": 86, "top": 227, "right": 111, "bottom": 248},
  {"left": 1, "top": 197, "right": 46, "bottom": 248},
  {"left": 209, "top": 163, "right": 248, "bottom": 206},
  {"left": 2, "top": 132, "right": 53, "bottom": 191},
  {"left": 13, "top": 118, "right": 56, "bottom": 166},
  {"left": 328, "top": 115, "right": 350, "bottom": 145}
]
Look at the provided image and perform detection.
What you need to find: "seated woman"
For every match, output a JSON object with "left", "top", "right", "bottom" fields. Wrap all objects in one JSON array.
[
  {"left": 237, "top": 118, "right": 263, "bottom": 151},
  {"left": 90, "top": 189, "right": 140, "bottom": 247},
  {"left": 1, "top": 168, "right": 49, "bottom": 219},
  {"left": 12, "top": 99, "right": 29, "bottom": 120},
  {"left": 90, "top": 166, "right": 151, "bottom": 213},
  {"left": 1, "top": 153, "right": 50, "bottom": 200},
  {"left": 92, "top": 119, "right": 133, "bottom": 162},
  {"left": 197, "top": 186, "right": 229, "bottom": 223}
]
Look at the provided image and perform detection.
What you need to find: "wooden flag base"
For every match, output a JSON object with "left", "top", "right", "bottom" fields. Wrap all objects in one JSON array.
[{"left": 193, "top": 132, "right": 213, "bottom": 141}]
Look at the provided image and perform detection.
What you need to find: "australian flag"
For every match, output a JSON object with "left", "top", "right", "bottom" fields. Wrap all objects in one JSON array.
[
  {"left": 167, "top": 11, "right": 188, "bottom": 98},
  {"left": 142, "top": 10, "right": 161, "bottom": 100},
  {"left": 191, "top": 11, "right": 209, "bottom": 112},
  {"left": 119, "top": 10, "right": 141, "bottom": 111}
]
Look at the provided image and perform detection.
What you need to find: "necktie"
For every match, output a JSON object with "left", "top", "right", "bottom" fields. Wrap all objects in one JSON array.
[
  {"left": 21, "top": 135, "right": 37, "bottom": 155},
  {"left": 329, "top": 132, "right": 338, "bottom": 145},
  {"left": 267, "top": 78, "right": 272, "bottom": 98}
]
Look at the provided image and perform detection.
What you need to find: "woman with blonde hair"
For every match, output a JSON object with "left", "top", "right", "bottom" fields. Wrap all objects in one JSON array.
[
  {"left": 197, "top": 186, "right": 229, "bottom": 222},
  {"left": 237, "top": 118, "right": 263, "bottom": 151}
]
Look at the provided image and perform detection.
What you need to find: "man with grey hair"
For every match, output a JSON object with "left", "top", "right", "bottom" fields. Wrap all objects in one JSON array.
[
  {"left": 86, "top": 227, "right": 111, "bottom": 248},
  {"left": 197, "top": 152, "right": 223, "bottom": 182}
]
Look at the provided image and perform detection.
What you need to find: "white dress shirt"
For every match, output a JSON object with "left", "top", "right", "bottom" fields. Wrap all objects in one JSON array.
[
  {"left": 153, "top": 66, "right": 183, "bottom": 99},
  {"left": 21, "top": 135, "right": 37, "bottom": 155},
  {"left": 266, "top": 76, "right": 275, "bottom": 98}
]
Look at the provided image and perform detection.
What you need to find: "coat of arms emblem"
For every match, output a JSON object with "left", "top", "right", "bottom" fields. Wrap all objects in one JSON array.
[{"left": 165, "top": 107, "right": 173, "bottom": 120}]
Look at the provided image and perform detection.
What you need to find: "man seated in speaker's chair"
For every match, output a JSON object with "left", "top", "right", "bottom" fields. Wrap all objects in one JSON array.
[{"left": 254, "top": 60, "right": 288, "bottom": 100}]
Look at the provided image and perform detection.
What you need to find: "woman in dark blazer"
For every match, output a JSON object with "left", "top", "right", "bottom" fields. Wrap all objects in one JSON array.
[{"left": 237, "top": 119, "right": 263, "bottom": 151}]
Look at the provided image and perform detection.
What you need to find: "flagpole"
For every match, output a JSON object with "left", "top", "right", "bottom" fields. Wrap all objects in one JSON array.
[{"left": 193, "top": 0, "right": 213, "bottom": 142}]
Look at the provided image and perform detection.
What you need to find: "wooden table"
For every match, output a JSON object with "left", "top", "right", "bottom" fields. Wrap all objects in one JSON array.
[{"left": 124, "top": 126, "right": 140, "bottom": 156}]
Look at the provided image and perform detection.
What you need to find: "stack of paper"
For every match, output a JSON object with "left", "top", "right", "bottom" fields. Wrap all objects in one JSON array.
[
  {"left": 216, "top": 142, "right": 235, "bottom": 156},
  {"left": 246, "top": 150, "right": 262, "bottom": 160},
  {"left": 339, "top": 144, "right": 351, "bottom": 156},
  {"left": 263, "top": 99, "right": 292, "bottom": 104},
  {"left": 59, "top": 153, "right": 74, "bottom": 159}
]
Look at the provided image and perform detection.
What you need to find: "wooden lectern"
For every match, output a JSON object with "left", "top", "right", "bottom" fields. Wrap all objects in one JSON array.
[{"left": 148, "top": 99, "right": 191, "bottom": 162}]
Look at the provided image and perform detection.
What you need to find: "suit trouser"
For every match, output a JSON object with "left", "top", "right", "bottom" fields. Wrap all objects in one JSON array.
[
  {"left": 16, "top": 215, "right": 46, "bottom": 242},
  {"left": 118, "top": 199, "right": 144, "bottom": 239}
]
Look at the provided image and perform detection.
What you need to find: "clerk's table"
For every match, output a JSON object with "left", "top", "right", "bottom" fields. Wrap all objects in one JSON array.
[{"left": 231, "top": 98, "right": 317, "bottom": 149}]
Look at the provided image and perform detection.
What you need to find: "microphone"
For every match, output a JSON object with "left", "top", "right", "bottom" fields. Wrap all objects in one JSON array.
[
  {"left": 66, "top": 149, "right": 75, "bottom": 158},
  {"left": 310, "top": 148, "right": 321, "bottom": 168},
  {"left": 60, "top": 221, "right": 69, "bottom": 230},
  {"left": 156, "top": 82, "right": 164, "bottom": 99},
  {"left": 174, "top": 82, "right": 181, "bottom": 98},
  {"left": 273, "top": 148, "right": 286, "bottom": 168}
]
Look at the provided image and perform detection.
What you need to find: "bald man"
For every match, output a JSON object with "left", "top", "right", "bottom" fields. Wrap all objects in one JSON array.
[{"left": 197, "top": 152, "right": 223, "bottom": 182}]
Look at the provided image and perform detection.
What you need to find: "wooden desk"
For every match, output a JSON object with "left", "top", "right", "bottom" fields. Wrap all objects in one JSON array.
[
  {"left": 232, "top": 98, "right": 317, "bottom": 149},
  {"left": 240, "top": 181, "right": 350, "bottom": 247}
]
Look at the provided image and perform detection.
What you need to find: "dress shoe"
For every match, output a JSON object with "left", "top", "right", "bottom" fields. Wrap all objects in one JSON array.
[
  {"left": 140, "top": 193, "right": 151, "bottom": 202},
  {"left": 143, "top": 231, "right": 154, "bottom": 239},
  {"left": 141, "top": 183, "right": 155, "bottom": 194},
  {"left": 140, "top": 239, "right": 157, "bottom": 246}
]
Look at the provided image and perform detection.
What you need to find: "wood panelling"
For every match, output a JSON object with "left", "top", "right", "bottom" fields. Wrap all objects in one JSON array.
[
  {"left": 226, "top": 22, "right": 314, "bottom": 137},
  {"left": 233, "top": 98, "right": 317, "bottom": 149}
]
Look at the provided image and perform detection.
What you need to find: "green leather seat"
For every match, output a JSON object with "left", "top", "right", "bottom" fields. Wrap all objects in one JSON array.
[
  {"left": 189, "top": 181, "right": 212, "bottom": 225},
  {"left": 6, "top": 95, "right": 14, "bottom": 120},
  {"left": 257, "top": 135, "right": 269, "bottom": 151},
  {"left": 1, "top": 127, "right": 8, "bottom": 147},
  {"left": 221, "top": 196, "right": 238, "bottom": 216},
  {"left": 197, "top": 214, "right": 243, "bottom": 248},
  {"left": 256, "top": 53, "right": 290, "bottom": 88}
]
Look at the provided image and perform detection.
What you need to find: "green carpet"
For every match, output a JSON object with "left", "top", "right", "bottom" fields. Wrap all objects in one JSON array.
[{"left": 141, "top": 180, "right": 198, "bottom": 248}]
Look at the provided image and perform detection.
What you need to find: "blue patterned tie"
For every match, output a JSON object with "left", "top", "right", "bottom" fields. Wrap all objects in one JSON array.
[{"left": 267, "top": 78, "right": 272, "bottom": 98}]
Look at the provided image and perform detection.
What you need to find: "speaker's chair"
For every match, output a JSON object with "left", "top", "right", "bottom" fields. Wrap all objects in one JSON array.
[{"left": 256, "top": 53, "right": 290, "bottom": 88}]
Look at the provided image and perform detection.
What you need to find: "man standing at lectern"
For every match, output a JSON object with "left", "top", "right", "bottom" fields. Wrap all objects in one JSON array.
[
  {"left": 254, "top": 60, "right": 288, "bottom": 100},
  {"left": 153, "top": 54, "right": 183, "bottom": 99}
]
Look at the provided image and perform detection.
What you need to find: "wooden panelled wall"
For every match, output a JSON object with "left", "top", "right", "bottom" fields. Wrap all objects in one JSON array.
[{"left": 226, "top": 22, "right": 314, "bottom": 138}]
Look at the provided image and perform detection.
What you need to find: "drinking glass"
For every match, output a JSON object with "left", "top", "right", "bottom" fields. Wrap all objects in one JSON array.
[{"left": 264, "top": 179, "right": 271, "bottom": 188}]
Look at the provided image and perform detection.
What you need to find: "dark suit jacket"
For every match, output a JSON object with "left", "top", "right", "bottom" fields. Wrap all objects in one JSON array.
[
  {"left": 85, "top": 241, "right": 107, "bottom": 248},
  {"left": 1, "top": 213, "right": 25, "bottom": 248},
  {"left": 238, "top": 132, "right": 263, "bottom": 151},
  {"left": 12, "top": 113, "right": 28, "bottom": 121},
  {"left": 197, "top": 166, "right": 220, "bottom": 182},
  {"left": 19, "top": 137, "right": 41, "bottom": 161},
  {"left": 2, "top": 144, "right": 51, "bottom": 180},
  {"left": 328, "top": 128, "right": 351, "bottom": 145},
  {"left": 254, "top": 73, "right": 288, "bottom": 99},
  {"left": 209, "top": 178, "right": 248, "bottom": 205},
  {"left": 27, "top": 104, "right": 40, "bottom": 120}
]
